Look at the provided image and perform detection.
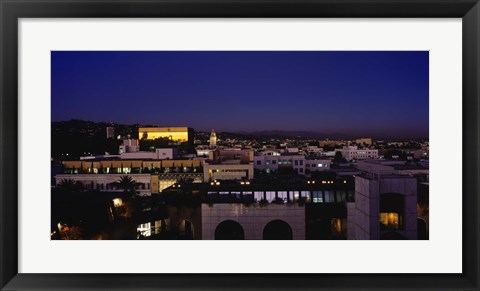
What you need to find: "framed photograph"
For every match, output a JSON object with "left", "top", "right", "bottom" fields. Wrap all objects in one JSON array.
[{"left": 1, "top": 0, "right": 479, "bottom": 290}]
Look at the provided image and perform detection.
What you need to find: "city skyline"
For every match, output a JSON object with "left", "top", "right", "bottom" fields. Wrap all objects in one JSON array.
[{"left": 52, "top": 51, "right": 429, "bottom": 139}]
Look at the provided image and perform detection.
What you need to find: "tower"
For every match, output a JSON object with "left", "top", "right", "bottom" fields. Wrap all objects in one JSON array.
[
  {"left": 106, "top": 126, "right": 115, "bottom": 139},
  {"left": 209, "top": 129, "right": 217, "bottom": 148}
]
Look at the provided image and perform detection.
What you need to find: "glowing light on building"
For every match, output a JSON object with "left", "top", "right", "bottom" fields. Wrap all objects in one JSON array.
[
  {"left": 139, "top": 127, "right": 193, "bottom": 143},
  {"left": 112, "top": 198, "right": 123, "bottom": 207}
]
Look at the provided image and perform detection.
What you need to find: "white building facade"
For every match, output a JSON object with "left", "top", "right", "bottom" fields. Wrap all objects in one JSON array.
[
  {"left": 335, "top": 146, "right": 378, "bottom": 161},
  {"left": 254, "top": 155, "right": 306, "bottom": 175},
  {"left": 253, "top": 154, "right": 332, "bottom": 176}
]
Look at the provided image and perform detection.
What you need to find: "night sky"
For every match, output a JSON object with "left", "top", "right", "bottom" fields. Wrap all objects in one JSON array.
[{"left": 51, "top": 51, "right": 428, "bottom": 138}]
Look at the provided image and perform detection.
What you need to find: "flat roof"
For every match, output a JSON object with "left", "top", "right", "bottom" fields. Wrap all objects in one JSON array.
[{"left": 139, "top": 127, "right": 191, "bottom": 132}]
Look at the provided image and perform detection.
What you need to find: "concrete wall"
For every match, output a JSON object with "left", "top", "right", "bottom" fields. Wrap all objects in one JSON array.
[
  {"left": 155, "top": 148, "right": 178, "bottom": 160},
  {"left": 349, "top": 175, "right": 417, "bottom": 240},
  {"left": 202, "top": 204, "right": 305, "bottom": 240},
  {"left": 352, "top": 176, "right": 379, "bottom": 239}
]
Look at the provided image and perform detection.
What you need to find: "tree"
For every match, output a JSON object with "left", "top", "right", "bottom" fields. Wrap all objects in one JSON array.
[
  {"left": 334, "top": 151, "right": 346, "bottom": 163},
  {"left": 58, "top": 179, "right": 84, "bottom": 192},
  {"left": 112, "top": 175, "right": 140, "bottom": 197}
]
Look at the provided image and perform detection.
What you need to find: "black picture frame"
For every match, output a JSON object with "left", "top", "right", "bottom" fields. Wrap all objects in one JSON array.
[{"left": 1, "top": 0, "right": 479, "bottom": 290}]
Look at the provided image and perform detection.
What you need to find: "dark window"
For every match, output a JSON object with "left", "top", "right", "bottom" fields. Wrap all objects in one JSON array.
[
  {"left": 215, "top": 220, "right": 244, "bottom": 240},
  {"left": 263, "top": 220, "right": 293, "bottom": 240}
]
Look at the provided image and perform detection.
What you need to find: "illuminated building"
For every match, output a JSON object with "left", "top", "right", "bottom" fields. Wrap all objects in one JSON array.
[
  {"left": 119, "top": 139, "right": 139, "bottom": 153},
  {"left": 202, "top": 148, "right": 255, "bottom": 181},
  {"left": 209, "top": 129, "right": 217, "bottom": 148},
  {"left": 139, "top": 127, "right": 194, "bottom": 143},
  {"left": 162, "top": 178, "right": 355, "bottom": 239},
  {"left": 57, "top": 159, "right": 204, "bottom": 194},
  {"left": 254, "top": 155, "right": 304, "bottom": 174},
  {"left": 55, "top": 173, "right": 153, "bottom": 195},
  {"left": 335, "top": 146, "right": 378, "bottom": 161},
  {"left": 254, "top": 154, "right": 306, "bottom": 175},
  {"left": 355, "top": 138, "right": 373, "bottom": 146},
  {"left": 121, "top": 148, "right": 178, "bottom": 160},
  {"left": 347, "top": 160, "right": 424, "bottom": 240}
]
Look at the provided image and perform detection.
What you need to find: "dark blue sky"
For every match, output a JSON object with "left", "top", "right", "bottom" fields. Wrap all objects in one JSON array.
[{"left": 51, "top": 51, "right": 428, "bottom": 138}]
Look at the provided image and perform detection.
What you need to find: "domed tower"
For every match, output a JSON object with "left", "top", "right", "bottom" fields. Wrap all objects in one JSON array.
[{"left": 209, "top": 129, "right": 217, "bottom": 148}]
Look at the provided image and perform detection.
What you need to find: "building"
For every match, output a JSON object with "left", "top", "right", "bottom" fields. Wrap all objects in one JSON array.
[
  {"left": 305, "top": 146, "right": 323, "bottom": 155},
  {"left": 347, "top": 159, "right": 424, "bottom": 240},
  {"left": 203, "top": 163, "right": 254, "bottom": 181},
  {"left": 139, "top": 127, "right": 194, "bottom": 143},
  {"left": 106, "top": 126, "right": 115, "bottom": 139},
  {"left": 196, "top": 148, "right": 212, "bottom": 157},
  {"left": 202, "top": 204, "right": 305, "bottom": 240},
  {"left": 200, "top": 148, "right": 255, "bottom": 181},
  {"left": 305, "top": 159, "right": 331, "bottom": 174},
  {"left": 162, "top": 178, "right": 355, "bottom": 240},
  {"left": 355, "top": 138, "right": 373, "bottom": 146},
  {"left": 209, "top": 129, "right": 217, "bottom": 148},
  {"left": 335, "top": 146, "right": 378, "bottom": 161},
  {"left": 155, "top": 173, "right": 204, "bottom": 192},
  {"left": 209, "top": 149, "right": 253, "bottom": 164},
  {"left": 121, "top": 148, "right": 178, "bottom": 160},
  {"left": 357, "top": 159, "right": 429, "bottom": 178},
  {"left": 254, "top": 154, "right": 306, "bottom": 175},
  {"left": 348, "top": 173, "right": 418, "bottom": 240},
  {"left": 119, "top": 139, "right": 140, "bottom": 154},
  {"left": 57, "top": 159, "right": 204, "bottom": 195},
  {"left": 55, "top": 173, "right": 153, "bottom": 195},
  {"left": 249, "top": 156, "right": 333, "bottom": 177}
]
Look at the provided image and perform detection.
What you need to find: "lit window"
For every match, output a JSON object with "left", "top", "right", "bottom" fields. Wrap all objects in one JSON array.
[
  {"left": 137, "top": 223, "right": 151, "bottom": 238},
  {"left": 380, "top": 213, "right": 402, "bottom": 229},
  {"left": 266, "top": 191, "right": 276, "bottom": 202},
  {"left": 112, "top": 198, "right": 123, "bottom": 207},
  {"left": 312, "top": 191, "right": 323, "bottom": 203},
  {"left": 277, "top": 191, "right": 287, "bottom": 200},
  {"left": 254, "top": 191, "right": 264, "bottom": 201},
  {"left": 331, "top": 218, "right": 343, "bottom": 234},
  {"left": 300, "top": 191, "right": 310, "bottom": 198}
]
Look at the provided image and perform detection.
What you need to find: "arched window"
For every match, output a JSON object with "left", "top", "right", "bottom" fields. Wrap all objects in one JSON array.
[
  {"left": 215, "top": 220, "right": 244, "bottom": 240},
  {"left": 263, "top": 220, "right": 293, "bottom": 240}
]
